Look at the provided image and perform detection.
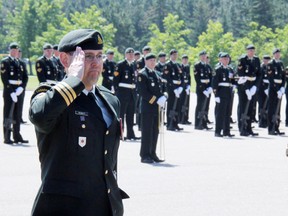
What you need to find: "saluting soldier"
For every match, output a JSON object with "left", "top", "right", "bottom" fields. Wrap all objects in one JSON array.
[
  {"left": 258, "top": 55, "right": 271, "bottom": 128},
  {"left": 137, "top": 53, "right": 167, "bottom": 164},
  {"left": 194, "top": 50, "right": 213, "bottom": 130},
  {"left": 113, "top": 48, "right": 140, "bottom": 140},
  {"left": 29, "top": 29, "right": 128, "bottom": 216},
  {"left": 36, "top": 43, "right": 58, "bottom": 84},
  {"left": 52, "top": 44, "right": 65, "bottom": 81},
  {"left": 102, "top": 50, "right": 116, "bottom": 91},
  {"left": 236, "top": 44, "right": 261, "bottom": 136},
  {"left": 163, "top": 49, "right": 183, "bottom": 131},
  {"left": 267, "top": 48, "right": 285, "bottom": 135},
  {"left": 1, "top": 42, "right": 28, "bottom": 144},
  {"left": 212, "top": 52, "right": 235, "bottom": 137},
  {"left": 179, "top": 54, "right": 192, "bottom": 125}
]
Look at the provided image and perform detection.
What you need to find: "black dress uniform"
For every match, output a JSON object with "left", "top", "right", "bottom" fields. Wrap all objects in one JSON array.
[
  {"left": 18, "top": 56, "right": 29, "bottom": 123},
  {"left": 155, "top": 52, "right": 168, "bottom": 94},
  {"left": 194, "top": 57, "right": 213, "bottom": 130},
  {"left": 179, "top": 58, "right": 191, "bottom": 124},
  {"left": 1, "top": 45, "right": 28, "bottom": 144},
  {"left": 212, "top": 54, "right": 234, "bottom": 137},
  {"left": 284, "top": 66, "right": 288, "bottom": 126},
  {"left": 137, "top": 56, "right": 166, "bottom": 163},
  {"left": 51, "top": 55, "right": 65, "bottom": 81},
  {"left": 36, "top": 50, "right": 58, "bottom": 84},
  {"left": 267, "top": 54, "right": 286, "bottom": 135},
  {"left": 258, "top": 56, "right": 270, "bottom": 128},
  {"left": 236, "top": 46, "right": 261, "bottom": 136},
  {"left": 113, "top": 53, "right": 138, "bottom": 140},
  {"left": 102, "top": 57, "right": 116, "bottom": 90},
  {"left": 164, "top": 51, "right": 183, "bottom": 131},
  {"left": 29, "top": 29, "right": 128, "bottom": 216}
]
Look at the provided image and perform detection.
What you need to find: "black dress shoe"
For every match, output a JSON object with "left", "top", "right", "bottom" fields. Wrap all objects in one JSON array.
[
  {"left": 276, "top": 131, "right": 285, "bottom": 135},
  {"left": 141, "top": 158, "right": 154, "bottom": 164},
  {"left": 14, "top": 139, "right": 29, "bottom": 144},
  {"left": 124, "top": 136, "right": 141, "bottom": 141},
  {"left": 185, "top": 121, "right": 192, "bottom": 125},
  {"left": 195, "top": 126, "right": 204, "bottom": 130},
  {"left": 224, "top": 133, "right": 235, "bottom": 137},
  {"left": 268, "top": 131, "right": 277, "bottom": 135},
  {"left": 4, "top": 140, "right": 14, "bottom": 145},
  {"left": 175, "top": 125, "right": 183, "bottom": 131},
  {"left": 204, "top": 126, "right": 213, "bottom": 130},
  {"left": 152, "top": 156, "right": 165, "bottom": 163},
  {"left": 167, "top": 127, "right": 176, "bottom": 131},
  {"left": 20, "top": 119, "right": 27, "bottom": 124},
  {"left": 249, "top": 131, "right": 259, "bottom": 136},
  {"left": 207, "top": 120, "right": 213, "bottom": 124},
  {"left": 240, "top": 131, "right": 249, "bottom": 136},
  {"left": 215, "top": 133, "right": 223, "bottom": 137}
]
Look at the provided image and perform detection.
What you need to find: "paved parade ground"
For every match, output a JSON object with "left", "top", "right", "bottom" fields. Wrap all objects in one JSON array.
[{"left": 1, "top": 90, "right": 288, "bottom": 216}]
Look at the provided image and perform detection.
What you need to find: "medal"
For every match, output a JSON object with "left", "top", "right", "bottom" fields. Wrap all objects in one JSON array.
[
  {"left": 223, "top": 78, "right": 226, "bottom": 81},
  {"left": 172, "top": 72, "right": 175, "bottom": 75},
  {"left": 125, "top": 75, "right": 128, "bottom": 79},
  {"left": 10, "top": 72, "right": 14, "bottom": 75},
  {"left": 47, "top": 71, "right": 50, "bottom": 75},
  {"left": 108, "top": 70, "right": 111, "bottom": 73},
  {"left": 151, "top": 83, "right": 155, "bottom": 87}
]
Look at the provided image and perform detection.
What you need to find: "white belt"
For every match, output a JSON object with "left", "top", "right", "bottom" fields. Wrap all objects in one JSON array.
[
  {"left": 173, "top": 80, "right": 181, "bottom": 85},
  {"left": 245, "top": 76, "right": 256, "bottom": 81},
  {"left": 274, "top": 79, "right": 282, "bottom": 84},
  {"left": 218, "top": 82, "right": 232, "bottom": 87},
  {"left": 9, "top": 80, "right": 22, "bottom": 85},
  {"left": 263, "top": 79, "right": 269, "bottom": 83},
  {"left": 46, "top": 79, "right": 58, "bottom": 84},
  {"left": 119, "top": 83, "right": 136, "bottom": 89},
  {"left": 108, "top": 76, "right": 113, "bottom": 80},
  {"left": 200, "top": 79, "right": 210, "bottom": 84}
]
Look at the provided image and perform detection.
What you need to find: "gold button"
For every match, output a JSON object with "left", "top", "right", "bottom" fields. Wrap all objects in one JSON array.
[
  {"left": 104, "top": 150, "right": 108, "bottom": 155},
  {"left": 82, "top": 124, "right": 86, "bottom": 129},
  {"left": 108, "top": 189, "right": 111, "bottom": 194},
  {"left": 105, "top": 170, "right": 108, "bottom": 175},
  {"left": 106, "top": 130, "right": 109, "bottom": 135}
]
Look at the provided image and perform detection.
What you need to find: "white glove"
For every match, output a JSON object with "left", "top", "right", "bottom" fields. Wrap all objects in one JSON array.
[
  {"left": 215, "top": 97, "right": 220, "bottom": 103},
  {"left": 207, "top": 87, "right": 213, "bottom": 94},
  {"left": 280, "top": 87, "right": 285, "bottom": 94},
  {"left": 250, "top": 85, "right": 257, "bottom": 96},
  {"left": 238, "top": 77, "right": 247, "bottom": 84},
  {"left": 157, "top": 95, "right": 167, "bottom": 107},
  {"left": 111, "top": 86, "right": 115, "bottom": 93},
  {"left": 232, "top": 85, "right": 237, "bottom": 92},
  {"left": 245, "top": 89, "right": 252, "bottom": 100},
  {"left": 277, "top": 90, "right": 283, "bottom": 99},
  {"left": 203, "top": 90, "right": 209, "bottom": 98},
  {"left": 264, "top": 89, "right": 269, "bottom": 96},
  {"left": 15, "top": 87, "right": 24, "bottom": 96},
  {"left": 177, "top": 86, "right": 183, "bottom": 94},
  {"left": 174, "top": 89, "right": 180, "bottom": 98},
  {"left": 10, "top": 92, "right": 18, "bottom": 103}
]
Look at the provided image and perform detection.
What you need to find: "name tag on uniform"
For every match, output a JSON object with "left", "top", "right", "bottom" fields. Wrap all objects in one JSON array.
[
  {"left": 78, "top": 136, "right": 86, "bottom": 147},
  {"left": 75, "top": 111, "right": 88, "bottom": 116}
]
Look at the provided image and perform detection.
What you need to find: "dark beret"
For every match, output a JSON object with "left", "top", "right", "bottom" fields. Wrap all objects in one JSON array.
[
  {"left": 199, "top": 50, "right": 207, "bottom": 56},
  {"left": 220, "top": 52, "right": 229, "bottom": 58},
  {"left": 125, "top": 47, "right": 134, "bottom": 53},
  {"left": 246, "top": 44, "right": 255, "bottom": 50},
  {"left": 9, "top": 42, "right": 19, "bottom": 49},
  {"left": 145, "top": 53, "right": 156, "bottom": 61},
  {"left": 218, "top": 52, "right": 223, "bottom": 58},
  {"left": 169, "top": 49, "right": 177, "bottom": 55},
  {"left": 58, "top": 29, "right": 103, "bottom": 52},
  {"left": 158, "top": 52, "right": 166, "bottom": 58},
  {"left": 53, "top": 44, "right": 58, "bottom": 50},
  {"left": 182, "top": 54, "right": 188, "bottom": 59},
  {"left": 43, "top": 43, "right": 53, "bottom": 50},
  {"left": 106, "top": 49, "right": 114, "bottom": 55},
  {"left": 134, "top": 51, "right": 141, "bottom": 56},
  {"left": 262, "top": 55, "right": 271, "bottom": 60},
  {"left": 273, "top": 48, "right": 280, "bottom": 54},
  {"left": 142, "top": 46, "right": 151, "bottom": 51}
]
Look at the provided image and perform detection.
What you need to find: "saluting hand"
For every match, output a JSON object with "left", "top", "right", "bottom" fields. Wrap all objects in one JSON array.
[{"left": 67, "top": 46, "right": 85, "bottom": 80}]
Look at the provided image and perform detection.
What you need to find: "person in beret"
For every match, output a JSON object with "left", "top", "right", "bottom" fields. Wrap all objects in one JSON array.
[
  {"left": 155, "top": 52, "right": 167, "bottom": 74},
  {"left": 51, "top": 44, "right": 65, "bottom": 81},
  {"left": 193, "top": 50, "right": 213, "bottom": 130},
  {"left": 179, "top": 54, "right": 191, "bottom": 125},
  {"left": 1, "top": 43, "right": 28, "bottom": 144},
  {"left": 266, "top": 48, "right": 285, "bottom": 135},
  {"left": 236, "top": 44, "right": 261, "bottom": 136},
  {"left": 163, "top": 49, "right": 184, "bottom": 131},
  {"left": 258, "top": 55, "right": 271, "bottom": 128},
  {"left": 212, "top": 53, "right": 235, "bottom": 137},
  {"left": 113, "top": 47, "right": 140, "bottom": 140},
  {"left": 35, "top": 43, "right": 58, "bottom": 84},
  {"left": 137, "top": 53, "right": 167, "bottom": 163},
  {"left": 29, "top": 29, "right": 128, "bottom": 216},
  {"left": 134, "top": 51, "right": 141, "bottom": 61},
  {"left": 102, "top": 49, "right": 116, "bottom": 91}
]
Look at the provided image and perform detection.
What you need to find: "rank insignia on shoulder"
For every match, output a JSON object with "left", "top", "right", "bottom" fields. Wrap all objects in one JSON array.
[{"left": 37, "top": 68, "right": 42, "bottom": 73}]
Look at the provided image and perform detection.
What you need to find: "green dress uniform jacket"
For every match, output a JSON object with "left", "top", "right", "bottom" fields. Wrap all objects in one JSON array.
[{"left": 29, "top": 76, "right": 128, "bottom": 216}]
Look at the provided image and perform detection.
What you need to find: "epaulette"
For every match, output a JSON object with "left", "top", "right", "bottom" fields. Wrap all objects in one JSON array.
[
  {"left": 31, "top": 82, "right": 54, "bottom": 100},
  {"left": 215, "top": 64, "right": 222, "bottom": 70}
]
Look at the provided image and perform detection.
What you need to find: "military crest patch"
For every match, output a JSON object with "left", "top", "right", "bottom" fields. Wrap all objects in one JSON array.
[{"left": 78, "top": 136, "right": 86, "bottom": 147}]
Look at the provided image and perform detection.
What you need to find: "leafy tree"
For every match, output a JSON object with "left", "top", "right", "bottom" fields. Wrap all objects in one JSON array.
[{"left": 250, "top": 0, "right": 274, "bottom": 29}]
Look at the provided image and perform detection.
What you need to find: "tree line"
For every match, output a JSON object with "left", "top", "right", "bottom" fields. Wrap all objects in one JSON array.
[{"left": 1, "top": 0, "right": 288, "bottom": 67}]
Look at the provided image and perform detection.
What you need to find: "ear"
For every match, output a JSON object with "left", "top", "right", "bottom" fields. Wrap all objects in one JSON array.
[{"left": 59, "top": 52, "right": 70, "bottom": 68}]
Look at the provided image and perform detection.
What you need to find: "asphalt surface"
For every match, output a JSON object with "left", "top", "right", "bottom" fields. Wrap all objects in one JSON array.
[{"left": 0, "top": 90, "right": 288, "bottom": 216}]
